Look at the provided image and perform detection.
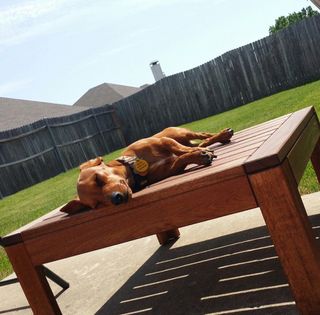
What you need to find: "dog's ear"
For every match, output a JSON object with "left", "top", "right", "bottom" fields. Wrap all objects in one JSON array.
[
  {"left": 80, "top": 157, "right": 103, "bottom": 171},
  {"left": 60, "top": 198, "right": 90, "bottom": 214}
]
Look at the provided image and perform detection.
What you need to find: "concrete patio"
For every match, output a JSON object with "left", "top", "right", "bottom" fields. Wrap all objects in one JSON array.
[{"left": 1, "top": 191, "right": 319, "bottom": 315}]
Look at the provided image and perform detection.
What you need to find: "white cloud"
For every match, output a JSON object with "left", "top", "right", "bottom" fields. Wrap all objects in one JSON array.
[
  {"left": 0, "top": 0, "right": 61, "bottom": 24},
  {"left": 0, "top": 0, "right": 82, "bottom": 46},
  {"left": 0, "top": 0, "right": 228, "bottom": 47},
  {"left": 0, "top": 0, "right": 67, "bottom": 30}
]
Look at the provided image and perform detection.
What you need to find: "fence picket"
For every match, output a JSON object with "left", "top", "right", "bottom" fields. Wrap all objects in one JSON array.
[{"left": 1, "top": 16, "right": 320, "bottom": 198}]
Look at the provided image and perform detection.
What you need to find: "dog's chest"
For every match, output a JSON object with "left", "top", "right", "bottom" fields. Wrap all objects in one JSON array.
[{"left": 149, "top": 154, "right": 176, "bottom": 172}]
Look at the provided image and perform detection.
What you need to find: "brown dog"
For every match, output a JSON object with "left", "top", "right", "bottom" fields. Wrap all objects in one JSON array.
[{"left": 61, "top": 127, "right": 233, "bottom": 214}]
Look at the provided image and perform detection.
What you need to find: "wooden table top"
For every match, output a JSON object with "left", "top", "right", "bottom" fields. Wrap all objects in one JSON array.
[{"left": 2, "top": 106, "right": 315, "bottom": 247}]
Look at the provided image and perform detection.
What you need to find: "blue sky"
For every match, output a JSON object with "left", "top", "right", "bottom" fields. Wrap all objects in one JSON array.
[{"left": 0, "top": 0, "right": 318, "bottom": 105}]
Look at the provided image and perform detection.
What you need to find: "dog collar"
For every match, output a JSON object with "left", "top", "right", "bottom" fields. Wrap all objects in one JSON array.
[{"left": 116, "top": 156, "right": 149, "bottom": 192}]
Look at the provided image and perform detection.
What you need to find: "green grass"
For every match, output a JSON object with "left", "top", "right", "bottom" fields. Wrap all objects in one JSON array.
[
  {"left": 1, "top": 80, "right": 320, "bottom": 279},
  {"left": 0, "top": 149, "right": 123, "bottom": 279}
]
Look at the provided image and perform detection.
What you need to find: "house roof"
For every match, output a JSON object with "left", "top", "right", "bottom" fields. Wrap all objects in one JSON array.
[
  {"left": 310, "top": 0, "right": 320, "bottom": 9},
  {"left": 73, "top": 83, "right": 142, "bottom": 107},
  {"left": 0, "top": 97, "right": 87, "bottom": 132}
]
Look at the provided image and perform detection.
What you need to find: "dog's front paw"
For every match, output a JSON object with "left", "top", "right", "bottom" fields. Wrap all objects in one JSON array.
[{"left": 200, "top": 150, "right": 216, "bottom": 165}]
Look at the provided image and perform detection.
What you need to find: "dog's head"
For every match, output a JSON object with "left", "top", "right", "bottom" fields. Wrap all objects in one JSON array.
[{"left": 61, "top": 157, "right": 133, "bottom": 214}]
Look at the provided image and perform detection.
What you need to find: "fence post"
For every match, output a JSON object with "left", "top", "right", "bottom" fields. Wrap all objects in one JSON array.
[
  {"left": 110, "top": 106, "right": 127, "bottom": 147},
  {"left": 0, "top": 187, "right": 3, "bottom": 199},
  {"left": 91, "top": 108, "right": 110, "bottom": 152},
  {"left": 45, "top": 119, "right": 68, "bottom": 172}
]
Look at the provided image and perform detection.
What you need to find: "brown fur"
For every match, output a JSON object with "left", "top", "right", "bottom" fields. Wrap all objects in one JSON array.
[{"left": 61, "top": 127, "right": 233, "bottom": 214}]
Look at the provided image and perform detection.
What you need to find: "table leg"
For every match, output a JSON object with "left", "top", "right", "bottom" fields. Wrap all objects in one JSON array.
[
  {"left": 156, "top": 228, "right": 180, "bottom": 245},
  {"left": 5, "top": 243, "right": 61, "bottom": 315},
  {"left": 249, "top": 161, "right": 320, "bottom": 315},
  {"left": 311, "top": 138, "right": 320, "bottom": 183}
]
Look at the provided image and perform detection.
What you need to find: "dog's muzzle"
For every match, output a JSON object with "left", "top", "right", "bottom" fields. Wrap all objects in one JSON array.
[{"left": 111, "top": 192, "right": 128, "bottom": 205}]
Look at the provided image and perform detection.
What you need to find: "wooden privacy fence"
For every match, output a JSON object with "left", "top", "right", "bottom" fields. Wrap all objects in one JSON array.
[
  {"left": 114, "top": 15, "right": 320, "bottom": 144},
  {"left": 1, "top": 15, "right": 320, "bottom": 198},
  {"left": 0, "top": 106, "right": 125, "bottom": 198}
]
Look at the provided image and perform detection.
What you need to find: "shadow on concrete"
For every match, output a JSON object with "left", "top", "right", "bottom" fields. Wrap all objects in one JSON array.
[
  {"left": 96, "top": 214, "right": 320, "bottom": 315},
  {"left": 0, "top": 285, "right": 67, "bottom": 314}
]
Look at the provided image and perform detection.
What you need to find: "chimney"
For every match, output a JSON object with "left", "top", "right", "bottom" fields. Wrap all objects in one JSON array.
[{"left": 149, "top": 60, "right": 165, "bottom": 81}]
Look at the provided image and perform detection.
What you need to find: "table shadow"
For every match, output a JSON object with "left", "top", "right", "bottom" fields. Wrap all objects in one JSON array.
[{"left": 95, "top": 214, "right": 320, "bottom": 315}]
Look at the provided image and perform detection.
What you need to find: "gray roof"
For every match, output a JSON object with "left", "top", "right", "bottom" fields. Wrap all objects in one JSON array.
[
  {"left": 73, "top": 83, "right": 142, "bottom": 107},
  {"left": 0, "top": 97, "right": 87, "bottom": 131}
]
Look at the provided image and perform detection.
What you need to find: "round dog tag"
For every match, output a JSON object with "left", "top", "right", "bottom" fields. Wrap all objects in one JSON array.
[{"left": 133, "top": 159, "right": 149, "bottom": 176}]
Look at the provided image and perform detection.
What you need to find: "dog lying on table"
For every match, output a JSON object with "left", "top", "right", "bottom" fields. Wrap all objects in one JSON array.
[{"left": 61, "top": 127, "right": 233, "bottom": 214}]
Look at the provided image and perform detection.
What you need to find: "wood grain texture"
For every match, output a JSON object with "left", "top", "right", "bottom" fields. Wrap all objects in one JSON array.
[
  {"left": 244, "top": 106, "right": 315, "bottom": 173},
  {"left": 2, "top": 106, "right": 320, "bottom": 314},
  {"left": 2, "top": 14, "right": 320, "bottom": 199},
  {"left": 249, "top": 161, "right": 320, "bottom": 314},
  {"left": 4, "top": 243, "right": 61, "bottom": 315},
  {"left": 288, "top": 115, "right": 320, "bottom": 184},
  {"left": 18, "top": 162, "right": 246, "bottom": 241},
  {"left": 116, "top": 15, "right": 320, "bottom": 146},
  {"left": 0, "top": 106, "right": 123, "bottom": 198},
  {"left": 24, "top": 176, "right": 256, "bottom": 265},
  {"left": 232, "top": 126, "right": 279, "bottom": 142},
  {"left": 231, "top": 114, "right": 289, "bottom": 140},
  {"left": 214, "top": 134, "right": 274, "bottom": 154}
]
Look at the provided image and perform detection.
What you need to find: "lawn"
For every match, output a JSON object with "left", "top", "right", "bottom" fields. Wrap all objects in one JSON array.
[{"left": 1, "top": 80, "right": 320, "bottom": 279}]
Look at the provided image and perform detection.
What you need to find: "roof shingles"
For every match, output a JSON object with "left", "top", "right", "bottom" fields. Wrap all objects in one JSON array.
[
  {"left": 0, "top": 82, "right": 142, "bottom": 131},
  {"left": 0, "top": 97, "right": 86, "bottom": 132},
  {"left": 73, "top": 83, "right": 142, "bottom": 107}
]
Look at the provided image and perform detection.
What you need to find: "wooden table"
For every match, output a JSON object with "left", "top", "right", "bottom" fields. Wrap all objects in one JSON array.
[{"left": 3, "top": 106, "right": 320, "bottom": 314}]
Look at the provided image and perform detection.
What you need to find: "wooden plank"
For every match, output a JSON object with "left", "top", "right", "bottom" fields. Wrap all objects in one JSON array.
[
  {"left": 217, "top": 142, "right": 265, "bottom": 159},
  {"left": 0, "top": 147, "right": 55, "bottom": 168},
  {"left": 56, "top": 132, "right": 100, "bottom": 147},
  {"left": 19, "top": 162, "right": 247, "bottom": 242},
  {"left": 214, "top": 149, "right": 256, "bottom": 166},
  {"left": 249, "top": 161, "right": 320, "bottom": 314},
  {"left": 232, "top": 120, "right": 283, "bottom": 138},
  {"left": 45, "top": 118, "right": 67, "bottom": 172},
  {"left": 48, "top": 112, "right": 113, "bottom": 128},
  {"left": 25, "top": 175, "right": 256, "bottom": 265},
  {"left": 232, "top": 127, "right": 278, "bottom": 142},
  {"left": 4, "top": 243, "right": 61, "bottom": 314},
  {"left": 0, "top": 125, "right": 47, "bottom": 143},
  {"left": 213, "top": 133, "right": 273, "bottom": 154},
  {"left": 288, "top": 115, "right": 320, "bottom": 184},
  {"left": 2, "top": 208, "right": 63, "bottom": 242},
  {"left": 149, "top": 157, "right": 248, "bottom": 187},
  {"left": 1, "top": 16, "right": 320, "bottom": 200},
  {"left": 4, "top": 159, "right": 247, "bottom": 245},
  {"left": 231, "top": 113, "right": 290, "bottom": 138},
  {"left": 244, "top": 106, "right": 315, "bottom": 173}
]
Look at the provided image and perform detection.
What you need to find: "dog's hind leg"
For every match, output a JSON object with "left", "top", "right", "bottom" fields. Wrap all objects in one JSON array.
[
  {"left": 189, "top": 131, "right": 215, "bottom": 140},
  {"left": 176, "top": 130, "right": 214, "bottom": 147},
  {"left": 198, "top": 128, "right": 234, "bottom": 147},
  {"left": 160, "top": 137, "right": 199, "bottom": 155},
  {"left": 168, "top": 150, "right": 215, "bottom": 175},
  {"left": 160, "top": 137, "right": 215, "bottom": 156},
  {"left": 174, "top": 129, "right": 233, "bottom": 147}
]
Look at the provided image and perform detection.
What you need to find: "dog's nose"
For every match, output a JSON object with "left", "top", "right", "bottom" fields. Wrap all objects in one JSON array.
[{"left": 111, "top": 192, "right": 127, "bottom": 205}]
